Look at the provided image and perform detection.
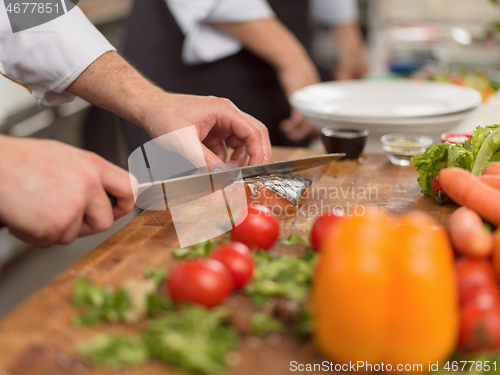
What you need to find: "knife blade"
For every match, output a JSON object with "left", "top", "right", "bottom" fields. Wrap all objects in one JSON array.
[{"left": 135, "top": 153, "right": 344, "bottom": 208}]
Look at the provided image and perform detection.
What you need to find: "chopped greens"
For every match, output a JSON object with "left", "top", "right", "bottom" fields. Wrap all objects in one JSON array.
[
  {"left": 72, "top": 278, "right": 132, "bottom": 326},
  {"left": 172, "top": 240, "right": 215, "bottom": 259},
  {"left": 144, "top": 268, "right": 167, "bottom": 287},
  {"left": 146, "top": 293, "right": 174, "bottom": 318},
  {"left": 142, "top": 305, "right": 238, "bottom": 374},
  {"left": 249, "top": 312, "right": 284, "bottom": 336},
  {"left": 279, "top": 233, "right": 311, "bottom": 248},
  {"left": 293, "top": 306, "right": 314, "bottom": 342},
  {"left": 73, "top": 233, "right": 320, "bottom": 373},
  {"left": 77, "top": 333, "right": 148, "bottom": 370},
  {"left": 244, "top": 250, "right": 318, "bottom": 305}
]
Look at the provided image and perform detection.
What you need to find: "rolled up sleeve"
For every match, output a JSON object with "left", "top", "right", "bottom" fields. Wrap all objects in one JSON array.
[
  {"left": 0, "top": 4, "right": 115, "bottom": 106},
  {"left": 310, "top": 0, "right": 359, "bottom": 26}
]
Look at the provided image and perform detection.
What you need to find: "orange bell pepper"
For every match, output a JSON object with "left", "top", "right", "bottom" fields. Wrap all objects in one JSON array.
[{"left": 313, "top": 209, "right": 458, "bottom": 373}]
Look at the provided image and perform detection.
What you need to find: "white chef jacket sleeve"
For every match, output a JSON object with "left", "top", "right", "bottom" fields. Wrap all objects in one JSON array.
[
  {"left": 0, "top": 4, "right": 116, "bottom": 106},
  {"left": 310, "top": 0, "right": 359, "bottom": 25},
  {"left": 166, "top": 0, "right": 274, "bottom": 65}
]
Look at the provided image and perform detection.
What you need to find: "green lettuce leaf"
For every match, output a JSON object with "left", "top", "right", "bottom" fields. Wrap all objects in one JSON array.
[
  {"left": 412, "top": 143, "right": 474, "bottom": 197},
  {"left": 471, "top": 126, "right": 500, "bottom": 175},
  {"left": 471, "top": 124, "right": 500, "bottom": 160}
]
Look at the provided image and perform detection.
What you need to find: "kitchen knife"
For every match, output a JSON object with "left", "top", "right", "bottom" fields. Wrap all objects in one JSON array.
[{"left": 135, "top": 153, "right": 344, "bottom": 208}]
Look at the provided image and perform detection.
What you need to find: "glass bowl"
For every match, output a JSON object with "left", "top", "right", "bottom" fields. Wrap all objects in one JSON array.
[{"left": 381, "top": 134, "right": 433, "bottom": 166}]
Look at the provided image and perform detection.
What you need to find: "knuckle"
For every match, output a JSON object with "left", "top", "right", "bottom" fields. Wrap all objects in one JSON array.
[{"left": 96, "top": 214, "right": 114, "bottom": 232}]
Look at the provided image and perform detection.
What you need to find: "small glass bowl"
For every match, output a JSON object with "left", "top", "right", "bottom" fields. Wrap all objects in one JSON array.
[{"left": 381, "top": 134, "right": 433, "bottom": 166}]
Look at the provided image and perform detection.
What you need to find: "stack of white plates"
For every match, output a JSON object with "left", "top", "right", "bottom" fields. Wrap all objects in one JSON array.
[{"left": 290, "top": 80, "right": 482, "bottom": 152}]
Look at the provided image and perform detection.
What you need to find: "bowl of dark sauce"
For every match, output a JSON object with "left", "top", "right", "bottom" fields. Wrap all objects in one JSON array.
[{"left": 321, "top": 128, "right": 369, "bottom": 160}]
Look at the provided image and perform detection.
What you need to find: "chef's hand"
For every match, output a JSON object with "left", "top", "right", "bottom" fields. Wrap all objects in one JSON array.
[
  {"left": 0, "top": 135, "right": 136, "bottom": 246},
  {"left": 142, "top": 93, "right": 271, "bottom": 167},
  {"left": 67, "top": 52, "right": 271, "bottom": 168},
  {"left": 279, "top": 110, "right": 319, "bottom": 142}
]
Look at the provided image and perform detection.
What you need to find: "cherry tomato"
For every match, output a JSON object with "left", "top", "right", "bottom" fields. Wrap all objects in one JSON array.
[
  {"left": 432, "top": 171, "right": 444, "bottom": 196},
  {"left": 166, "top": 259, "right": 234, "bottom": 308},
  {"left": 459, "top": 304, "right": 500, "bottom": 352},
  {"left": 456, "top": 258, "right": 500, "bottom": 351},
  {"left": 231, "top": 205, "right": 280, "bottom": 250},
  {"left": 456, "top": 258, "right": 499, "bottom": 307},
  {"left": 310, "top": 209, "right": 344, "bottom": 252},
  {"left": 440, "top": 132, "right": 472, "bottom": 146},
  {"left": 210, "top": 242, "right": 254, "bottom": 289}
]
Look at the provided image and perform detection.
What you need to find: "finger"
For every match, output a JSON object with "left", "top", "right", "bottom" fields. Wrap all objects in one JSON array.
[
  {"left": 57, "top": 213, "right": 85, "bottom": 244},
  {"left": 216, "top": 101, "right": 271, "bottom": 165},
  {"left": 79, "top": 188, "right": 114, "bottom": 237},
  {"left": 99, "top": 159, "right": 136, "bottom": 220},
  {"left": 224, "top": 134, "right": 249, "bottom": 167},
  {"left": 243, "top": 112, "right": 272, "bottom": 165},
  {"left": 229, "top": 145, "right": 248, "bottom": 167},
  {"left": 205, "top": 140, "right": 227, "bottom": 163},
  {"left": 201, "top": 144, "right": 225, "bottom": 170}
]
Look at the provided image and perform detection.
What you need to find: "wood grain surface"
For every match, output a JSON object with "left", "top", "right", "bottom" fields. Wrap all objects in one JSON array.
[{"left": 0, "top": 148, "right": 457, "bottom": 375}]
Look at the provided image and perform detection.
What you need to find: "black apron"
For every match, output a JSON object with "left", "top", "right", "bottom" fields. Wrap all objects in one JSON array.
[{"left": 121, "top": 0, "right": 312, "bottom": 152}]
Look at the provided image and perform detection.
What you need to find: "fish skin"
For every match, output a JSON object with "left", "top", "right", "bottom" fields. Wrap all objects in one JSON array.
[{"left": 244, "top": 173, "right": 312, "bottom": 208}]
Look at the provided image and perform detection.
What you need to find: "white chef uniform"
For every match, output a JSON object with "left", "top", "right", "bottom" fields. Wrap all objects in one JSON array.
[
  {"left": 0, "top": 3, "right": 115, "bottom": 106},
  {"left": 165, "top": 0, "right": 359, "bottom": 65}
]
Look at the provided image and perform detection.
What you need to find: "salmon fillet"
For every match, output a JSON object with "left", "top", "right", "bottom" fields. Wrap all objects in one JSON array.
[{"left": 244, "top": 173, "right": 312, "bottom": 213}]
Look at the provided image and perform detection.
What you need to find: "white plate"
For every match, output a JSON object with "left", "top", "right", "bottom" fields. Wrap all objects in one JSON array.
[{"left": 290, "top": 80, "right": 482, "bottom": 119}]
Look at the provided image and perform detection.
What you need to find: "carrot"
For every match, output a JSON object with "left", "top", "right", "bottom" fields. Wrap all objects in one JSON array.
[
  {"left": 479, "top": 175, "right": 500, "bottom": 191},
  {"left": 448, "top": 207, "right": 494, "bottom": 258},
  {"left": 440, "top": 167, "right": 500, "bottom": 226},
  {"left": 483, "top": 162, "right": 500, "bottom": 176}
]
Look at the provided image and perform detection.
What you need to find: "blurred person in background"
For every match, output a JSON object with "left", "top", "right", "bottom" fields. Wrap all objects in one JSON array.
[
  {"left": 0, "top": 3, "right": 271, "bottom": 246},
  {"left": 121, "top": 0, "right": 369, "bottom": 151}
]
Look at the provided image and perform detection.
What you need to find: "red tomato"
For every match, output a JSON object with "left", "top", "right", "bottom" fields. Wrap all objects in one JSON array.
[
  {"left": 456, "top": 258, "right": 499, "bottom": 306},
  {"left": 210, "top": 242, "right": 254, "bottom": 289},
  {"left": 310, "top": 209, "right": 344, "bottom": 252},
  {"left": 166, "top": 259, "right": 234, "bottom": 308},
  {"left": 231, "top": 205, "right": 280, "bottom": 250},
  {"left": 459, "top": 304, "right": 500, "bottom": 352},
  {"left": 432, "top": 171, "right": 444, "bottom": 196},
  {"left": 440, "top": 133, "right": 472, "bottom": 146}
]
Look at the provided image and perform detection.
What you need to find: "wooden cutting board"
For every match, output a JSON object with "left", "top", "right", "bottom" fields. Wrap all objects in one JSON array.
[{"left": 0, "top": 147, "right": 456, "bottom": 375}]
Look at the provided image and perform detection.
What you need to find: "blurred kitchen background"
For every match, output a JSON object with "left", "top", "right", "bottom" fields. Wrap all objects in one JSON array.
[{"left": 2, "top": 0, "right": 500, "bottom": 316}]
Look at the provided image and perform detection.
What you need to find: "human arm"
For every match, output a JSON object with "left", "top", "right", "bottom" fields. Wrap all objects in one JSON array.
[
  {"left": 218, "top": 18, "right": 320, "bottom": 98},
  {"left": 66, "top": 51, "right": 271, "bottom": 166},
  {"left": 331, "top": 21, "right": 369, "bottom": 80},
  {"left": 310, "top": 0, "right": 369, "bottom": 80},
  {"left": 217, "top": 18, "right": 321, "bottom": 141},
  {"left": 0, "top": 135, "right": 135, "bottom": 246}
]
